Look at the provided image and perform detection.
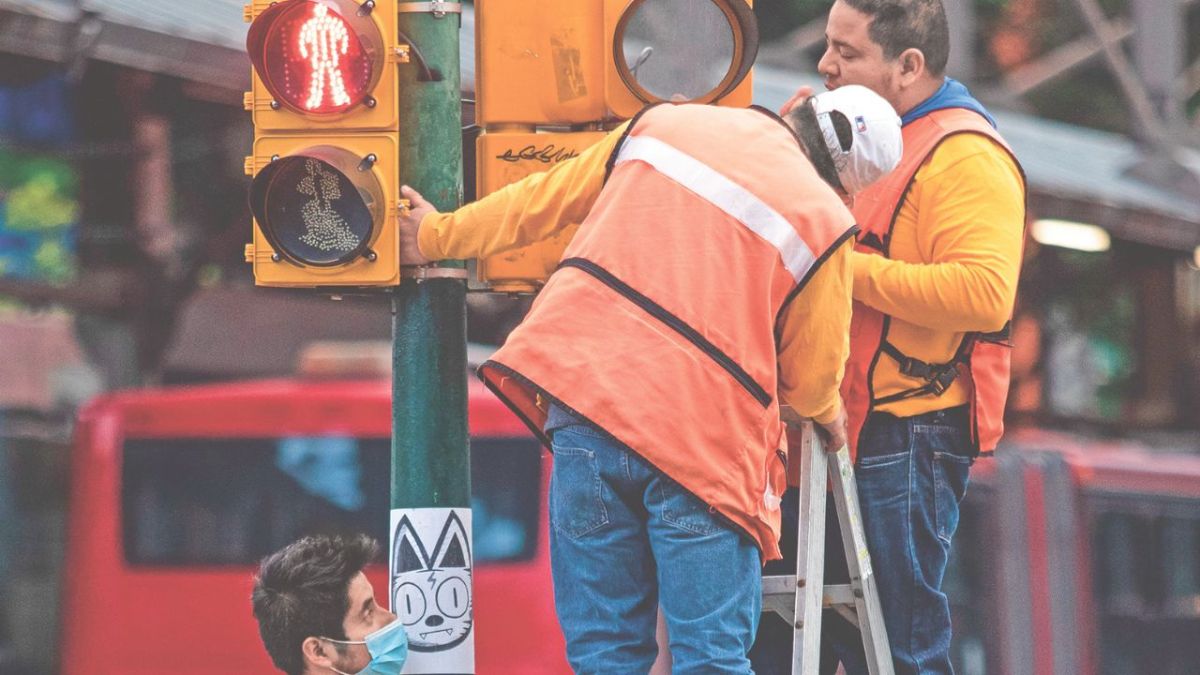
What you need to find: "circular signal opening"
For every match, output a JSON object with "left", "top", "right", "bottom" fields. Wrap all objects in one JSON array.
[
  {"left": 613, "top": 0, "right": 758, "bottom": 105},
  {"left": 247, "top": 0, "right": 384, "bottom": 116},
  {"left": 250, "top": 146, "right": 384, "bottom": 267}
]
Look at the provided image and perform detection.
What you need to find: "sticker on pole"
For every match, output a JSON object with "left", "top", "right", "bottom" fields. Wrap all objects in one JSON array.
[{"left": 390, "top": 508, "right": 474, "bottom": 674}]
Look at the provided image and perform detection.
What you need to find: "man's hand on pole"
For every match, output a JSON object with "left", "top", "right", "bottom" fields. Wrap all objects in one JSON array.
[{"left": 399, "top": 185, "right": 436, "bottom": 265}]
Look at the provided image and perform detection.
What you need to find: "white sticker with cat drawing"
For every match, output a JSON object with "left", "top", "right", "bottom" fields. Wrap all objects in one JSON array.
[{"left": 389, "top": 507, "right": 474, "bottom": 674}]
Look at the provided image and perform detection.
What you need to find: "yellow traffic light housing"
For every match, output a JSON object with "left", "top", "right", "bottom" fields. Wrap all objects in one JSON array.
[
  {"left": 475, "top": 131, "right": 606, "bottom": 293},
  {"left": 474, "top": 0, "right": 757, "bottom": 292},
  {"left": 246, "top": 135, "right": 400, "bottom": 286},
  {"left": 474, "top": 2, "right": 607, "bottom": 127},
  {"left": 475, "top": 0, "right": 755, "bottom": 127},
  {"left": 244, "top": 0, "right": 403, "bottom": 289}
]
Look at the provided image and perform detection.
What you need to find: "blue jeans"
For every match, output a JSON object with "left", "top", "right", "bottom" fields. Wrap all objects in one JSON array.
[
  {"left": 548, "top": 423, "right": 762, "bottom": 673},
  {"left": 749, "top": 406, "right": 974, "bottom": 675}
]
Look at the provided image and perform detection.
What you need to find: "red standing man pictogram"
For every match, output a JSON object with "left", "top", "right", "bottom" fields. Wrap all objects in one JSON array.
[{"left": 299, "top": 4, "right": 352, "bottom": 111}]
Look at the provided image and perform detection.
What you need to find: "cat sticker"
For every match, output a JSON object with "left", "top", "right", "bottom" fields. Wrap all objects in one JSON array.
[{"left": 389, "top": 508, "right": 474, "bottom": 673}]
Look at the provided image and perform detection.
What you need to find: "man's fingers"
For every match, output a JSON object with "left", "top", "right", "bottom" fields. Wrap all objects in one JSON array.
[
  {"left": 817, "top": 426, "right": 847, "bottom": 453},
  {"left": 815, "top": 405, "right": 848, "bottom": 453},
  {"left": 779, "top": 86, "right": 815, "bottom": 116},
  {"left": 397, "top": 185, "right": 436, "bottom": 266},
  {"left": 401, "top": 185, "right": 432, "bottom": 210}
]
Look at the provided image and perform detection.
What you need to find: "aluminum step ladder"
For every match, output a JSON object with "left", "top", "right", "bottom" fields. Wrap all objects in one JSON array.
[{"left": 762, "top": 421, "right": 895, "bottom": 675}]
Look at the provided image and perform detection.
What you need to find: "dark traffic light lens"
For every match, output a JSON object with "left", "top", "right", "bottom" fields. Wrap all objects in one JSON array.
[
  {"left": 614, "top": 0, "right": 758, "bottom": 104},
  {"left": 250, "top": 147, "right": 383, "bottom": 267},
  {"left": 247, "top": 0, "right": 382, "bottom": 115}
]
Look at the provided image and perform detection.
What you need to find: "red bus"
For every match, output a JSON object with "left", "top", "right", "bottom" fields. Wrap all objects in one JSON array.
[
  {"left": 948, "top": 428, "right": 1200, "bottom": 675},
  {"left": 59, "top": 374, "right": 570, "bottom": 674},
  {"left": 57, "top": 370, "right": 1200, "bottom": 674}
]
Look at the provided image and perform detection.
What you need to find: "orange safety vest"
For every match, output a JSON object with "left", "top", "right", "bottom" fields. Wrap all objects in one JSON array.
[
  {"left": 478, "top": 103, "right": 856, "bottom": 561},
  {"left": 842, "top": 108, "right": 1027, "bottom": 459}
]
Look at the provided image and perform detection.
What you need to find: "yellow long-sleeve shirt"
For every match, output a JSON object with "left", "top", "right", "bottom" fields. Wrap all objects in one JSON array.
[
  {"left": 418, "top": 121, "right": 852, "bottom": 424},
  {"left": 853, "top": 133, "right": 1025, "bottom": 415}
]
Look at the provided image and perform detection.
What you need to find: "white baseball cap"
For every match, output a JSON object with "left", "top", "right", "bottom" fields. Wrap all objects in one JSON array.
[{"left": 809, "top": 85, "right": 903, "bottom": 195}]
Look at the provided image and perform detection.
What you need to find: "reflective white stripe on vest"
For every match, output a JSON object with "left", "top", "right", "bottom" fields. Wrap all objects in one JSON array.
[{"left": 615, "top": 135, "right": 817, "bottom": 282}]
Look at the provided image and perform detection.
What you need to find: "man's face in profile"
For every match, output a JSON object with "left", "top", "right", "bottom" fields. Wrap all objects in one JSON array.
[
  {"left": 333, "top": 572, "right": 397, "bottom": 672},
  {"left": 817, "top": 1, "right": 904, "bottom": 111}
]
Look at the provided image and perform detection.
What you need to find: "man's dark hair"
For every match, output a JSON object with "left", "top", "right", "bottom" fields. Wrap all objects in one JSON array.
[
  {"left": 251, "top": 534, "right": 379, "bottom": 675},
  {"left": 786, "top": 102, "right": 850, "bottom": 192},
  {"left": 842, "top": 0, "right": 950, "bottom": 76}
]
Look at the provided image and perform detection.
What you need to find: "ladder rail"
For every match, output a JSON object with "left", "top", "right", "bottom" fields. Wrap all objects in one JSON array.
[
  {"left": 791, "top": 420, "right": 829, "bottom": 673},
  {"left": 828, "top": 444, "right": 894, "bottom": 675},
  {"left": 762, "top": 420, "right": 895, "bottom": 675}
]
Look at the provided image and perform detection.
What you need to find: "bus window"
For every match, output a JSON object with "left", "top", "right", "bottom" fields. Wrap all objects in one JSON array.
[
  {"left": 1090, "top": 504, "right": 1200, "bottom": 675},
  {"left": 1021, "top": 243, "right": 1200, "bottom": 432},
  {"left": 1159, "top": 516, "right": 1200, "bottom": 673},
  {"left": 1092, "top": 510, "right": 1151, "bottom": 674},
  {"left": 1161, "top": 516, "right": 1200, "bottom": 618},
  {"left": 469, "top": 437, "right": 542, "bottom": 562},
  {"left": 121, "top": 436, "right": 541, "bottom": 566},
  {"left": 1094, "top": 512, "right": 1150, "bottom": 617}
]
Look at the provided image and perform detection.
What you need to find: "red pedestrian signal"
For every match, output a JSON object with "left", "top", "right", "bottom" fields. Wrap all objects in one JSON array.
[
  {"left": 246, "top": 0, "right": 384, "bottom": 116},
  {"left": 244, "top": 0, "right": 402, "bottom": 288}
]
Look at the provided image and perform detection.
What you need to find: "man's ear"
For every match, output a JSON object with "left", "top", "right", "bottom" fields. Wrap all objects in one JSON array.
[
  {"left": 302, "top": 636, "right": 335, "bottom": 670},
  {"left": 896, "top": 47, "right": 926, "bottom": 87}
]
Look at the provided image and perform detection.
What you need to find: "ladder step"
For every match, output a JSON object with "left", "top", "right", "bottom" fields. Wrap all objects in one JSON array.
[{"left": 763, "top": 576, "right": 860, "bottom": 608}]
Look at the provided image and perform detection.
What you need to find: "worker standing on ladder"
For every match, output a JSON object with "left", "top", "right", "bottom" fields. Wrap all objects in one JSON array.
[
  {"left": 754, "top": 2, "right": 1026, "bottom": 674},
  {"left": 397, "top": 90, "right": 901, "bottom": 672}
]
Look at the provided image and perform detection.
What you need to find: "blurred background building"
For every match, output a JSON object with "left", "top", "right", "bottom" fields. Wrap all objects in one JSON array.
[{"left": 0, "top": 0, "right": 1197, "bottom": 672}]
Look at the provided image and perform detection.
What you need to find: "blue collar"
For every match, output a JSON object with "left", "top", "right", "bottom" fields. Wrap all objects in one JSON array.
[{"left": 901, "top": 78, "right": 996, "bottom": 129}]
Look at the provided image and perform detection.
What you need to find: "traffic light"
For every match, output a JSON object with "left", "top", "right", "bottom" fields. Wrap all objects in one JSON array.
[
  {"left": 474, "top": 0, "right": 757, "bottom": 292},
  {"left": 244, "top": 0, "right": 403, "bottom": 288},
  {"left": 474, "top": 130, "right": 606, "bottom": 293}
]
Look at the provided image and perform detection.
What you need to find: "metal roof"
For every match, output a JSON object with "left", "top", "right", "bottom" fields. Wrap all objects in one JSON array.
[
  {"left": 83, "top": 0, "right": 247, "bottom": 51},
  {"left": 0, "top": 0, "right": 248, "bottom": 90},
  {"left": 0, "top": 0, "right": 76, "bottom": 22},
  {"left": 0, "top": 0, "right": 246, "bottom": 48}
]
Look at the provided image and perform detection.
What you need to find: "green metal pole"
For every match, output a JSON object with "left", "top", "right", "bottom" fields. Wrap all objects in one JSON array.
[{"left": 390, "top": 1, "right": 469, "bottom": 671}]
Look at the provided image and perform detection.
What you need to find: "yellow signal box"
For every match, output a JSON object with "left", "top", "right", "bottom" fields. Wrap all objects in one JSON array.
[
  {"left": 243, "top": 0, "right": 404, "bottom": 288},
  {"left": 475, "top": 131, "right": 606, "bottom": 293},
  {"left": 245, "top": 135, "right": 399, "bottom": 286},
  {"left": 474, "top": 0, "right": 757, "bottom": 292},
  {"left": 475, "top": 0, "right": 756, "bottom": 127},
  {"left": 474, "top": 1, "right": 607, "bottom": 127}
]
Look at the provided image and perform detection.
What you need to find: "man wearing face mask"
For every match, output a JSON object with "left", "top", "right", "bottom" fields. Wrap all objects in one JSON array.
[{"left": 252, "top": 534, "right": 408, "bottom": 675}]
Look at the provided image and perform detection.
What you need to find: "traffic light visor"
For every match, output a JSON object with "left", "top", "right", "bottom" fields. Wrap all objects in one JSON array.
[
  {"left": 250, "top": 146, "right": 384, "bottom": 267},
  {"left": 247, "top": 0, "right": 385, "bottom": 116},
  {"left": 614, "top": 0, "right": 757, "bottom": 104}
]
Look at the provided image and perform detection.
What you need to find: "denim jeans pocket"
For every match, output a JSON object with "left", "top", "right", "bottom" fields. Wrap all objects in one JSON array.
[
  {"left": 659, "top": 477, "right": 720, "bottom": 536},
  {"left": 550, "top": 445, "right": 610, "bottom": 540},
  {"left": 933, "top": 451, "right": 972, "bottom": 545},
  {"left": 856, "top": 412, "right": 913, "bottom": 470},
  {"left": 856, "top": 449, "right": 911, "bottom": 469}
]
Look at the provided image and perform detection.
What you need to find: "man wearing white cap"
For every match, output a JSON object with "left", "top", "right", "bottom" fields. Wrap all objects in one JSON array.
[
  {"left": 755, "top": 2, "right": 1026, "bottom": 674},
  {"left": 397, "top": 88, "right": 900, "bottom": 672}
]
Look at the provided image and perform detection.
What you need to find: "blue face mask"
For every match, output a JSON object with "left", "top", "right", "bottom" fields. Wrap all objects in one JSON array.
[{"left": 322, "top": 618, "right": 408, "bottom": 675}]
